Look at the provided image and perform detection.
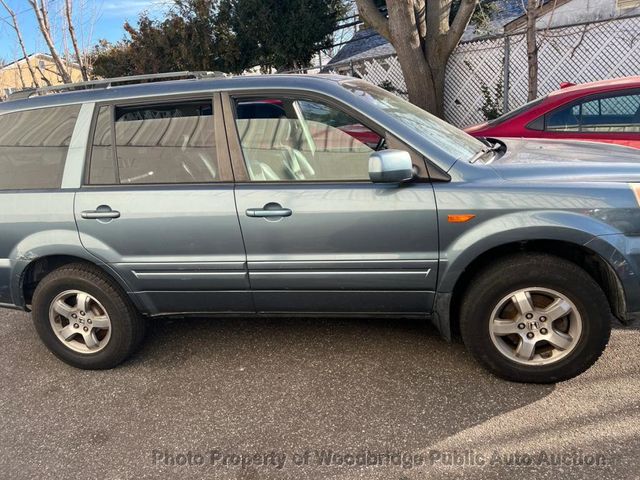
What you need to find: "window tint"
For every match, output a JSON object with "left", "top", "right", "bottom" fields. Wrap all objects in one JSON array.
[
  {"left": 546, "top": 105, "right": 580, "bottom": 131},
  {"left": 235, "top": 98, "right": 383, "bottom": 182},
  {"left": 546, "top": 92, "right": 640, "bottom": 133},
  {"left": 113, "top": 101, "right": 218, "bottom": 184},
  {"left": 89, "top": 106, "right": 116, "bottom": 184},
  {"left": 0, "top": 105, "right": 80, "bottom": 190}
]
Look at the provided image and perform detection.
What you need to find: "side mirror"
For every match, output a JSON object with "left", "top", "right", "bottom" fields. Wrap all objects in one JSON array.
[{"left": 368, "top": 149, "right": 414, "bottom": 184}]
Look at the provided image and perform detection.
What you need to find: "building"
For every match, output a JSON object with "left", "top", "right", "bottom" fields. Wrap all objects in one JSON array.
[{"left": 0, "top": 53, "right": 84, "bottom": 100}]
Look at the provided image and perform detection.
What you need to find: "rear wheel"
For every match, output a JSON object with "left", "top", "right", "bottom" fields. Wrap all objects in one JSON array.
[
  {"left": 460, "top": 254, "right": 611, "bottom": 383},
  {"left": 32, "top": 263, "right": 145, "bottom": 369}
]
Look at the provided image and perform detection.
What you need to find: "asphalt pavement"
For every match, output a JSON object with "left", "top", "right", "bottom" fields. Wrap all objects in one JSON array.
[{"left": 0, "top": 309, "right": 638, "bottom": 479}]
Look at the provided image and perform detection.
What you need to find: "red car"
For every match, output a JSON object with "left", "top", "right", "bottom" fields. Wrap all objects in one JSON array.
[{"left": 466, "top": 76, "right": 640, "bottom": 150}]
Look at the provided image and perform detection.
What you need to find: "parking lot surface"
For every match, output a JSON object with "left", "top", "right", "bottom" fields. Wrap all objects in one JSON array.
[{"left": 0, "top": 309, "right": 638, "bottom": 479}]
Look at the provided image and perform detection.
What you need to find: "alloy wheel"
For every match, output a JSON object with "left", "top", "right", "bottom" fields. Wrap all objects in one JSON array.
[
  {"left": 48, "top": 290, "right": 112, "bottom": 354},
  {"left": 488, "top": 287, "right": 582, "bottom": 366}
]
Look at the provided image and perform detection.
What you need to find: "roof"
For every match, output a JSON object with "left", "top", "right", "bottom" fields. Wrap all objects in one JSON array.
[
  {"left": 547, "top": 75, "right": 640, "bottom": 97},
  {"left": 0, "top": 52, "right": 81, "bottom": 71},
  {"left": 325, "top": 28, "right": 396, "bottom": 68},
  {"left": 0, "top": 74, "right": 348, "bottom": 114}
]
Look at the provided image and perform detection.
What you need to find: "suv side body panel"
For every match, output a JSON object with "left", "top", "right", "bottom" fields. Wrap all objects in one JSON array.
[
  {"left": 0, "top": 192, "right": 78, "bottom": 305},
  {"left": 73, "top": 93, "right": 252, "bottom": 315},
  {"left": 75, "top": 186, "right": 252, "bottom": 315}
]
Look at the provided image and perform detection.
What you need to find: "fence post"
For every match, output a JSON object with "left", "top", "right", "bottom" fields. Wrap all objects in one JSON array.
[{"left": 502, "top": 35, "right": 511, "bottom": 114}]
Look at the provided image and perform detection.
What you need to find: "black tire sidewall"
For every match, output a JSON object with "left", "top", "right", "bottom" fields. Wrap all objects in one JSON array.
[
  {"left": 461, "top": 255, "right": 611, "bottom": 383},
  {"left": 32, "top": 269, "right": 136, "bottom": 369}
]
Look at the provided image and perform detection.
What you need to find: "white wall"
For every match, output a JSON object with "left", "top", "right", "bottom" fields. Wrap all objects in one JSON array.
[{"left": 536, "top": 0, "right": 640, "bottom": 29}]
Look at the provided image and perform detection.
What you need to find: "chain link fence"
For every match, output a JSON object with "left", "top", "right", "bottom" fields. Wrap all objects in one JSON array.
[{"left": 320, "top": 14, "right": 640, "bottom": 128}]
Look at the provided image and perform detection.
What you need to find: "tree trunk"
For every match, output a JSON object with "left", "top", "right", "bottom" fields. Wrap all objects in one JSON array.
[
  {"left": 28, "top": 0, "right": 72, "bottom": 84},
  {"left": 355, "top": 0, "right": 476, "bottom": 118},
  {"left": 526, "top": 0, "right": 539, "bottom": 101},
  {"left": 386, "top": 0, "right": 446, "bottom": 116}
]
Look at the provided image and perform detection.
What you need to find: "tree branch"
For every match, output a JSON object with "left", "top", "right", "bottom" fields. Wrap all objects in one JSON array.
[
  {"left": 65, "top": 0, "right": 88, "bottom": 81},
  {"left": 28, "top": 0, "right": 72, "bottom": 83},
  {"left": 445, "top": 0, "right": 477, "bottom": 52},
  {"left": 0, "top": 0, "right": 41, "bottom": 88},
  {"left": 355, "top": 0, "right": 390, "bottom": 41}
]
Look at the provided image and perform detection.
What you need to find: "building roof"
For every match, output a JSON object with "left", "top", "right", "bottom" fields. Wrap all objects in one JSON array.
[
  {"left": 0, "top": 53, "right": 81, "bottom": 71},
  {"left": 326, "top": 28, "right": 396, "bottom": 69}
]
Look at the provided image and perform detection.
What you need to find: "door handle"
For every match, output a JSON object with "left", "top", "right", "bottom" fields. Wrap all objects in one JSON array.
[
  {"left": 81, "top": 206, "right": 120, "bottom": 220},
  {"left": 246, "top": 203, "right": 292, "bottom": 218}
]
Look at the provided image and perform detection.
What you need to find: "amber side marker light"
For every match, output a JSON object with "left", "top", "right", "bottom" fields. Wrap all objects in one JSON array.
[
  {"left": 448, "top": 214, "right": 476, "bottom": 223},
  {"left": 629, "top": 183, "right": 640, "bottom": 206}
]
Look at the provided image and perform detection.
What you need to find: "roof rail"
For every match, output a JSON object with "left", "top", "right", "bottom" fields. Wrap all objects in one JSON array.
[{"left": 6, "top": 71, "right": 227, "bottom": 101}]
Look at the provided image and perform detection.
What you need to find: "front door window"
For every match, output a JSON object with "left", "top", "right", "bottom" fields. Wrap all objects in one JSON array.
[{"left": 234, "top": 98, "right": 384, "bottom": 182}]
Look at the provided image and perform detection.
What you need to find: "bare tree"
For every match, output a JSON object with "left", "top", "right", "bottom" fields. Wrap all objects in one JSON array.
[
  {"left": 28, "top": 0, "right": 72, "bottom": 83},
  {"left": 64, "top": 0, "right": 89, "bottom": 81},
  {"left": 355, "top": 0, "right": 478, "bottom": 117},
  {"left": 0, "top": 0, "right": 42, "bottom": 88}
]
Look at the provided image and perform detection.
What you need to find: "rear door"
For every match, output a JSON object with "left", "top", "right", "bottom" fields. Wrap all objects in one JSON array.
[
  {"left": 75, "top": 94, "right": 252, "bottom": 315},
  {"left": 224, "top": 92, "right": 439, "bottom": 314}
]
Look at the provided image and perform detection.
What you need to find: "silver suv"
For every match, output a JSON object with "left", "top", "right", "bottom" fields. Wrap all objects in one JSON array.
[{"left": 1, "top": 72, "right": 639, "bottom": 383}]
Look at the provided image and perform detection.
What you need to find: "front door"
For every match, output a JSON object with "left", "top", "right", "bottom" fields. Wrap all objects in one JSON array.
[
  {"left": 75, "top": 95, "right": 252, "bottom": 315},
  {"left": 226, "top": 93, "right": 439, "bottom": 314}
]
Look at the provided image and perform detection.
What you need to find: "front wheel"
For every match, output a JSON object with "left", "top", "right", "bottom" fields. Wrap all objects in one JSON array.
[
  {"left": 32, "top": 263, "right": 145, "bottom": 369},
  {"left": 460, "top": 254, "right": 611, "bottom": 383}
]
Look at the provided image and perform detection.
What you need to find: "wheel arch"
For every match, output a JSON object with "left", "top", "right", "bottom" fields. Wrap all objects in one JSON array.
[
  {"left": 15, "top": 254, "right": 140, "bottom": 312},
  {"left": 436, "top": 239, "right": 626, "bottom": 341}
]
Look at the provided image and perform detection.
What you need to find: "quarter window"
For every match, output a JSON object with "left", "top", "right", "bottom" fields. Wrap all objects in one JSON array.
[
  {"left": 234, "top": 98, "right": 384, "bottom": 182},
  {"left": 0, "top": 105, "right": 80, "bottom": 190},
  {"left": 89, "top": 100, "right": 219, "bottom": 184},
  {"left": 89, "top": 106, "right": 116, "bottom": 184}
]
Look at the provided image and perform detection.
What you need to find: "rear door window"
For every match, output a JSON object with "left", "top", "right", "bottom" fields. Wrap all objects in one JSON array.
[
  {"left": 88, "top": 100, "right": 219, "bottom": 185},
  {"left": 0, "top": 105, "right": 80, "bottom": 190}
]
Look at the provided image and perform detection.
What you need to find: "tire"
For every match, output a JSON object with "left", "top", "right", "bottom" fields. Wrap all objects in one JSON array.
[
  {"left": 460, "top": 253, "right": 611, "bottom": 383},
  {"left": 31, "top": 263, "right": 146, "bottom": 369}
]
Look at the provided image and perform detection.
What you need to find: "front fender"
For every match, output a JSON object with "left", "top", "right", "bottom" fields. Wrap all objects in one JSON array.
[
  {"left": 437, "top": 210, "right": 618, "bottom": 292},
  {"left": 433, "top": 210, "right": 640, "bottom": 339}
]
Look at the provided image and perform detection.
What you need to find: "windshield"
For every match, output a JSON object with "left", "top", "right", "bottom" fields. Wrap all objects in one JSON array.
[
  {"left": 487, "top": 96, "right": 546, "bottom": 126},
  {"left": 341, "top": 80, "right": 486, "bottom": 162}
]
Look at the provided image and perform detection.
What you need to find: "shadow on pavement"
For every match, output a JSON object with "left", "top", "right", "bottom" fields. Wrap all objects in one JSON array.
[{"left": 0, "top": 313, "right": 559, "bottom": 479}]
